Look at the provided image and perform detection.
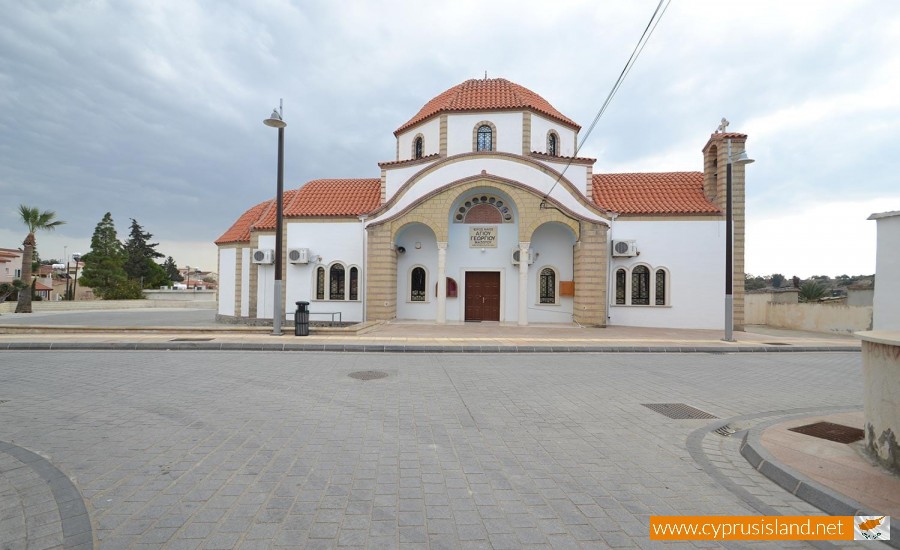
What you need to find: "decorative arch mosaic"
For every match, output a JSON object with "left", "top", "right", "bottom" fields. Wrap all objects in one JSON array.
[{"left": 453, "top": 193, "right": 514, "bottom": 223}]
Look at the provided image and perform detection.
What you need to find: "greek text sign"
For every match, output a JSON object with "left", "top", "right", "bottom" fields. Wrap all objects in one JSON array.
[{"left": 469, "top": 226, "right": 498, "bottom": 248}]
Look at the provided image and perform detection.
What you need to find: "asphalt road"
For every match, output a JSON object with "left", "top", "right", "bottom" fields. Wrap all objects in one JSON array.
[
  {"left": 0, "top": 351, "right": 865, "bottom": 548},
  {"left": 0, "top": 308, "right": 218, "bottom": 327}
]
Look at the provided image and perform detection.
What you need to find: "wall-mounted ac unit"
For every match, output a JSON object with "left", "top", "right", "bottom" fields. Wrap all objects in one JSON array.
[
  {"left": 511, "top": 248, "right": 535, "bottom": 265},
  {"left": 612, "top": 240, "right": 638, "bottom": 257},
  {"left": 252, "top": 249, "right": 275, "bottom": 264},
  {"left": 288, "top": 248, "right": 309, "bottom": 264}
]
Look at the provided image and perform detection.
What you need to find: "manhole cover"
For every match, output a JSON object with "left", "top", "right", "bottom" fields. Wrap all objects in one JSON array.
[
  {"left": 169, "top": 338, "right": 215, "bottom": 342},
  {"left": 764, "top": 342, "right": 791, "bottom": 346},
  {"left": 349, "top": 371, "right": 388, "bottom": 381},
  {"left": 788, "top": 421, "right": 864, "bottom": 444},
  {"left": 642, "top": 403, "right": 718, "bottom": 420}
]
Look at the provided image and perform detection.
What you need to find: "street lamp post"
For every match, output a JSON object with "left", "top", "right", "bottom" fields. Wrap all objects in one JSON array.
[
  {"left": 71, "top": 253, "right": 81, "bottom": 301},
  {"left": 264, "top": 103, "right": 287, "bottom": 336},
  {"left": 185, "top": 265, "right": 191, "bottom": 290},
  {"left": 724, "top": 138, "right": 754, "bottom": 342}
]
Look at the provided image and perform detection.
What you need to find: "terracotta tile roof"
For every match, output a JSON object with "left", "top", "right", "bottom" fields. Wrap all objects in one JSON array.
[
  {"left": 378, "top": 154, "right": 441, "bottom": 168},
  {"left": 215, "top": 200, "right": 272, "bottom": 245},
  {"left": 283, "top": 178, "right": 381, "bottom": 218},
  {"left": 591, "top": 172, "right": 720, "bottom": 215},
  {"left": 711, "top": 132, "right": 748, "bottom": 140},
  {"left": 217, "top": 179, "right": 382, "bottom": 244},
  {"left": 396, "top": 78, "right": 579, "bottom": 135},
  {"left": 530, "top": 151, "right": 596, "bottom": 164}
]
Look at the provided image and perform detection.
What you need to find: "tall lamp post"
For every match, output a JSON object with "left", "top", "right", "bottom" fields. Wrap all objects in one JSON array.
[
  {"left": 185, "top": 265, "right": 191, "bottom": 290},
  {"left": 724, "top": 138, "right": 754, "bottom": 341},
  {"left": 71, "top": 252, "right": 81, "bottom": 301},
  {"left": 264, "top": 103, "right": 286, "bottom": 336}
]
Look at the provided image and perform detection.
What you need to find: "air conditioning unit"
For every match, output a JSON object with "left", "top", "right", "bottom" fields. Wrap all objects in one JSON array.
[
  {"left": 611, "top": 240, "right": 638, "bottom": 257},
  {"left": 252, "top": 249, "right": 275, "bottom": 264},
  {"left": 288, "top": 248, "right": 309, "bottom": 264},
  {"left": 511, "top": 248, "right": 535, "bottom": 265}
]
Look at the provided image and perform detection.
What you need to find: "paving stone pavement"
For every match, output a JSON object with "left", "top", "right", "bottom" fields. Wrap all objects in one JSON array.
[{"left": 0, "top": 351, "right": 874, "bottom": 548}]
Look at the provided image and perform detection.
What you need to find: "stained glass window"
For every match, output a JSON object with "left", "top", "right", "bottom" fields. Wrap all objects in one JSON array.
[
  {"left": 539, "top": 268, "right": 556, "bottom": 304},
  {"left": 476, "top": 125, "right": 492, "bottom": 151},
  {"left": 411, "top": 267, "right": 426, "bottom": 302},
  {"left": 330, "top": 264, "right": 345, "bottom": 300},
  {"left": 632, "top": 265, "right": 650, "bottom": 305}
]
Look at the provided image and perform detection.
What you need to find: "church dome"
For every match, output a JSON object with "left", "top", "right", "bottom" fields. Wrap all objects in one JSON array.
[{"left": 395, "top": 78, "right": 580, "bottom": 135}]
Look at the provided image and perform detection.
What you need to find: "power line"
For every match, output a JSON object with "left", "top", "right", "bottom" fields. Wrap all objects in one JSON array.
[{"left": 542, "top": 0, "right": 672, "bottom": 203}]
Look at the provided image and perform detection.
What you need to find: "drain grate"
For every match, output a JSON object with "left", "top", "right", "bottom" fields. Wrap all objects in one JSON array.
[
  {"left": 0, "top": 400, "right": 8, "bottom": 405},
  {"left": 169, "top": 338, "right": 215, "bottom": 342},
  {"left": 788, "top": 421, "right": 864, "bottom": 444},
  {"left": 642, "top": 403, "right": 718, "bottom": 420},
  {"left": 349, "top": 370, "right": 388, "bottom": 381},
  {"left": 764, "top": 342, "right": 791, "bottom": 346},
  {"left": 714, "top": 424, "right": 738, "bottom": 437}
]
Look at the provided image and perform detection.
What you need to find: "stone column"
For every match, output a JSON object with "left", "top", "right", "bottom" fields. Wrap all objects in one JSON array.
[
  {"left": 436, "top": 242, "right": 447, "bottom": 324},
  {"left": 518, "top": 242, "right": 530, "bottom": 326},
  {"left": 573, "top": 221, "right": 608, "bottom": 326}
]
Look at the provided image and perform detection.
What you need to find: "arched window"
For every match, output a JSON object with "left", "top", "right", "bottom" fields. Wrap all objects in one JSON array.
[
  {"left": 476, "top": 125, "right": 493, "bottom": 151},
  {"left": 454, "top": 194, "right": 513, "bottom": 223},
  {"left": 615, "top": 268, "right": 626, "bottom": 305},
  {"left": 414, "top": 136, "right": 423, "bottom": 159},
  {"left": 539, "top": 268, "right": 557, "bottom": 304},
  {"left": 349, "top": 267, "right": 359, "bottom": 301},
  {"left": 631, "top": 265, "right": 650, "bottom": 305},
  {"left": 315, "top": 266, "right": 325, "bottom": 300},
  {"left": 548, "top": 132, "right": 558, "bottom": 156},
  {"left": 329, "top": 264, "right": 345, "bottom": 300},
  {"left": 655, "top": 269, "right": 666, "bottom": 306},
  {"left": 410, "top": 266, "right": 426, "bottom": 302}
]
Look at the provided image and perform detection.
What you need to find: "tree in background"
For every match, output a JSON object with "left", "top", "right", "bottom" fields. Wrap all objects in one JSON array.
[
  {"left": 15, "top": 205, "right": 65, "bottom": 313},
  {"left": 770, "top": 273, "right": 785, "bottom": 288},
  {"left": 79, "top": 213, "right": 142, "bottom": 299},
  {"left": 123, "top": 219, "right": 168, "bottom": 288},
  {"left": 798, "top": 281, "right": 828, "bottom": 303},
  {"left": 163, "top": 256, "right": 183, "bottom": 283},
  {"left": 745, "top": 274, "right": 766, "bottom": 291},
  {"left": 0, "top": 280, "right": 26, "bottom": 304}
]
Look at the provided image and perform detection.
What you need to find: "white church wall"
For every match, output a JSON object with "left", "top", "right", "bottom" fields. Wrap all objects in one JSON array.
[
  {"left": 871, "top": 211, "right": 900, "bottom": 330},
  {"left": 446, "top": 112, "right": 523, "bottom": 156},
  {"left": 217, "top": 248, "right": 236, "bottom": 316},
  {"left": 530, "top": 114, "right": 577, "bottom": 157},
  {"left": 286, "top": 221, "right": 364, "bottom": 322},
  {"left": 609, "top": 219, "right": 725, "bottom": 329},
  {"left": 256, "top": 235, "right": 275, "bottom": 319},
  {"left": 527, "top": 223, "right": 576, "bottom": 323},
  {"left": 240, "top": 248, "right": 250, "bottom": 317},
  {"left": 395, "top": 224, "right": 438, "bottom": 320},
  {"left": 384, "top": 163, "right": 432, "bottom": 202},
  {"left": 397, "top": 117, "right": 441, "bottom": 161},
  {"left": 372, "top": 158, "right": 605, "bottom": 230}
]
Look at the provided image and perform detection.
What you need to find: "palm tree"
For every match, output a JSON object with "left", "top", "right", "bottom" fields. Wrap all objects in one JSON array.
[{"left": 15, "top": 205, "right": 65, "bottom": 313}]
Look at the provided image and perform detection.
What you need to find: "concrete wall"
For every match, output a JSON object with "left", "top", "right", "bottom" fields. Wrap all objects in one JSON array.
[
  {"left": 745, "top": 293, "right": 768, "bottom": 325},
  {"left": 859, "top": 332, "right": 900, "bottom": 474},
  {"left": 765, "top": 303, "right": 872, "bottom": 334},
  {"left": 848, "top": 288, "right": 874, "bottom": 307},
  {"left": 871, "top": 212, "right": 900, "bottom": 330}
]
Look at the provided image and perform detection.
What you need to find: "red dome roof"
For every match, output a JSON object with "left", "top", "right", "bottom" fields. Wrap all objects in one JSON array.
[{"left": 395, "top": 78, "right": 579, "bottom": 135}]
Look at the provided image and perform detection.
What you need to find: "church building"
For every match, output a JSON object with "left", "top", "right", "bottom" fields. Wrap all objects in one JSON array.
[{"left": 215, "top": 78, "right": 750, "bottom": 329}]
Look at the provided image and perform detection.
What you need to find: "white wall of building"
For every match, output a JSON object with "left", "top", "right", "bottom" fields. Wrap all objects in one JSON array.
[
  {"left": 255, "top": 235, "right": 275, "bottom": 319},
  {"left": 397, "top": 117, "right": 441, "bottom": 161},
  {"left": 286, "top": 221, "right": 364, "bottom": 322},
  {"left": 217, "top": 248, "right": 236, "bottom": 316},
  {"left": 446, "top": 112, "right": 523, "bottom": 156},
  {"left": 240, "top": 248, "right": 250, "bottom": 317},
  {"left": 396, "top": 224, "right": 438, "bottom": 320},
  {"left": 529, "top": 114, "right": 577, "bottom": 157},
  {"left": 527, "top": 222, "right": 576, "bottom": 323},
  {"left": 871, "top": 211, "right": 900, "bottom": 330},
  {"left": 374, "top": 157, "right": 605, "bottom": 230},
  {"left": 609, "top": 219, "right": 725, "bottom": 329}
]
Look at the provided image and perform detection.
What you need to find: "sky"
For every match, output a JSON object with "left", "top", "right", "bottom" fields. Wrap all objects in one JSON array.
[{"left": 2, "top": 0, "right": 898, "bottom": 278}]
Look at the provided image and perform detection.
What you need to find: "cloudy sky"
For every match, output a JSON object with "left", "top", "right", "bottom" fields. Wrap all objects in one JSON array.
[{"left": 2, "top": 0, "right": 898, "bottom": 278}]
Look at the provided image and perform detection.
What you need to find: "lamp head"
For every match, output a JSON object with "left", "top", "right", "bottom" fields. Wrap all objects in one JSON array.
[
  {"left": 263, "top": 109, "right": 286, "bottom": 128},
  {"left": 733, "top": 150, "right": 755, "bottom": 165}
]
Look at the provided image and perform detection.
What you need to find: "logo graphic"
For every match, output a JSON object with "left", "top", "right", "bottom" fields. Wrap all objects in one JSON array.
[{"left": 854, "top": 516, "right": 890, "bottom": 541}]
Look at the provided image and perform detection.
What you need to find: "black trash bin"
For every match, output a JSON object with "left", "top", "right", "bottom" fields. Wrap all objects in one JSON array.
[{"left": 295, "top": 301, "right": 310, "bottom": 336}]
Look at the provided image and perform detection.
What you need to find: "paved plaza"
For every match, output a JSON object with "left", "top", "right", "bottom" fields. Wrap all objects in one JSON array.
[{"left": 0, "top": 350, "right": 874, "bottom": 549}]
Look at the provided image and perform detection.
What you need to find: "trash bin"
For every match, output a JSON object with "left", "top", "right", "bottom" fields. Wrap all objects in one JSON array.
[{"left": 295, "top": 301, "right": 310, "bottom": 336}]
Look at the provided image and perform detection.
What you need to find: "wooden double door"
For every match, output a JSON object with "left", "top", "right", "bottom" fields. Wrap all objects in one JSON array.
[{"left": 464, "top": 271, "right": 500, "bottom": 321}]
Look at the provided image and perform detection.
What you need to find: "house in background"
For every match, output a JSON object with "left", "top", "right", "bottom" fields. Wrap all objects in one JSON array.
[
  {"left": 0, "top": 248, "right": 23, "bottom": 285},
  {"left": 216, "top": 78, "right": 751, "bottom": 329}
]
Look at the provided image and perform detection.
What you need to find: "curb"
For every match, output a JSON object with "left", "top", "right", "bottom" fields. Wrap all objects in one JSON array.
[
  {"left": 0, "top": 342, "right": 863, "bottom": 353},
  {"left": 740, "top": 420, "right": 900, "bottom": 549}
]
